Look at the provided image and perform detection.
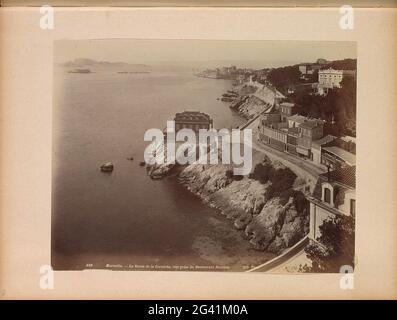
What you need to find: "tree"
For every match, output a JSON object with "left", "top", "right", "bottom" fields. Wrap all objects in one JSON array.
[
  {"left": 289, "top": 77, "right": 356, "bottom": 137},
  {"left": 225, "top": 169, "right": 243, "bottom": 181},
  {"left": 301, "top": 213, "right": 355, "bottom": 273},
  {"left": 325, "top": 58, "right": 357, "bottom": 71},
  {"left": 268, "top": 65, "right": 301, "bottom": 89}
]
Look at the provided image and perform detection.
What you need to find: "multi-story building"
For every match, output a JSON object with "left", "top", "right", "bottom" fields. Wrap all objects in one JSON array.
[
  {"left": 287, "top": 114, "right": 307, "bottom": 128},
  {"left": 310, "top": 134, "right": 337, "bottom": 165},
  {"left": 258, "top": 101, "right": 356, "bottom": 170},
  {"left": 299, "top": 59, "right": 327, "bottom": 75},
  {"left": 279, "top": 102, "right": 298, "bottom": 122},
  {"left": 174, "top": 111, "right": 213, "bottom": 133},
  {"left": 307, "top": 165, "right": 356, "bottom": 240},
  {"left": 296, "top": 120, "right": 324, "bottom": 158},
  {"left": 317, "top": 68, "right": 357, "bottom": 95},
  {"left": 259, "top": 111, "right": 288, "bottom": 151},
  {"left": 298, "top": 63, "right": 311, "bottom": 75},
  {"left": 318, "top": 68, "right": 344, "bottom": 88},
  {"left": 258, "top": 106, "right": 325, "bottom": 159},
  {"left": 298, "top": 59, "right": 328, "bottom": 80}
]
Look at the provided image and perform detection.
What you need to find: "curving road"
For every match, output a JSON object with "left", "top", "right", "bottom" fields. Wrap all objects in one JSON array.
[{"left": 240, "top": 116, "right": 326, "bottom": 191}]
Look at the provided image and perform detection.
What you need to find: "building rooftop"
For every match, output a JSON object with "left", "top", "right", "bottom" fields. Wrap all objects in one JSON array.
[
  {"left": 340, "top": 135, "right": 356, "bottom": 143},
  {"left": 174, "top": 111, "right": 212, "bottom": 123},
  {"left": 322, "top": 146, "right": 356, "bottom": 166},
  {"left": 299, "top": 119, "right": 324, "bottom": 129},
  {"left": 288, "top": 127, "right": 301, "bottom": 135},
  {"left": 312, "top": 165, "right": 356, "bottom": 200},
  {"left": 312, "top": 134, "right": 336, "bottom": 148},
  {"left": 288, "top": 114, "right": 307, "bottom": 124},
  {"left": 280, "top": 102, "right": 295, "bottom": 107},
  {"left": 342, "top": 70, "right": 357, "bottom": 76},
  {"left": 318, "top": 68, "right": 344, "bottom": 74},
  {"left": 264, "top": 105, "right": 277, "bottom": 113},
  {"left": 319, "top": 165, "right": 356, "bottom": 189}
]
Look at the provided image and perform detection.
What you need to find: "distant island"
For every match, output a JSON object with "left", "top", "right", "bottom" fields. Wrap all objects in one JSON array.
[
  {"left": 68, "top": 68, "right": 92, "bottom": 74},
  {"left": 58, "top": 58, "right": 151, "bottom": 73}
]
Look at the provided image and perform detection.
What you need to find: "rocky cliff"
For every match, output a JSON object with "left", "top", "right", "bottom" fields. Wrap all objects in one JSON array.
[
  {"left": 178, "top": 156, "right": 309, "bottom": 254},
  {"left": 230, "top": 95, "right": 272, "bottom": 119},
  {"left": 228, "top": 83, "right": 284, "bottom": 119}
]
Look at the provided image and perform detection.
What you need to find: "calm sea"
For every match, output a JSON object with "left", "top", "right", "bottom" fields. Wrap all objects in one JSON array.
[{"left": 52, "top": 67, "right": 272, "bottom": 271}]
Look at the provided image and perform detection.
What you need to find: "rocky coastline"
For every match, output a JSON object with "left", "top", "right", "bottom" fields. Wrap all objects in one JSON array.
[
  {"left": 227, "top": 82, "right": 285, "bottom": 119},
  {"left": 146, "top": 154, "right": 309, "bottom": 255},
  {"left": 144, "top": 81, "right": 307, "bottom": 255},
  {"left": 177, "top": 157, "right": 309, "bottom": 254}
]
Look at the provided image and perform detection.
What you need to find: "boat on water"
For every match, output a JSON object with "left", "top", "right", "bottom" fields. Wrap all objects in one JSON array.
[
  {"left": 100, "top": 162, "right": 114, "bottom": 172},
  {"left": 221, "top": 97, "right": 234, "bottom": 102},
  {"left": 68, "top": 68, "right": 92, "bottom": 74}
]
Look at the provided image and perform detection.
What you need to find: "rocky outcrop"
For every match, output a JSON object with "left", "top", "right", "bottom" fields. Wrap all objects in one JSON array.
[
  {"left": 245, "top": 197, "right": 309, "bottom": 253},
  {"left": 228, "top": 91, "right": 276, "bottom": 120},
  {"left": 146, "top": 162, "right": 176, "bottom": 179},
  {"left": 178, "top": 158, "right": 309, "bottom": 254},
  {"left": 253, "top": 85, "right": 285, "bottom": 105},
  {"left": 231, "top": 95, "right": 272, "bottom": 119},
  {"left": 228, "top": 83, "right": 285, "bottom": 119}
]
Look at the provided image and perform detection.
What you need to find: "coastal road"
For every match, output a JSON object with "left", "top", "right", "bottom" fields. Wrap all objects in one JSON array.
[{"left": 240, "top": 117, "right": 326, "bottom": 188}]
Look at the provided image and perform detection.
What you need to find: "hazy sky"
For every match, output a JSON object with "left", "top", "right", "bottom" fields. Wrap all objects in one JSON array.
[{"left": 55, "top": 39, "right": 356, "bottom": 68}]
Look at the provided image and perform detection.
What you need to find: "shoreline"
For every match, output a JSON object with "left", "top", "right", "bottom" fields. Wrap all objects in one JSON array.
[
  {"left": 176, "top": 154, "right": 309, "bottom": 254},
  {"left": 144, "top": 80, "right": 309, "bottom": 265}
]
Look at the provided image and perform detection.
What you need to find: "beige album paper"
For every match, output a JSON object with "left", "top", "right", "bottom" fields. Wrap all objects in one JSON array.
[{"left": 0, "top": 6, "right": 396, "bottom": 299}]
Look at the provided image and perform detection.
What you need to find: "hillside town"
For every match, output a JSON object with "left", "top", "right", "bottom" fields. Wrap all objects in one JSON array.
[
  {"left": 196, "top": 58, "right": 356, "bottom": 272},
  {"left": 146, "top": 59, "right": 356, "bottom": 272}
]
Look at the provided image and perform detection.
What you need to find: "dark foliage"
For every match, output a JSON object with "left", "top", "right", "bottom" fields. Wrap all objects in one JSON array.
[
  {"left": 249, "top": 163, "right": 297, "bottom": 198},
  {"left": 266, "top": 59, "right": 357, "bottom": 136},
  {"left": 290, "top": 77, "right": 356, "bottom": 136},
  {"left": 279, "top": 189, "right": 309, "bottom": 215},
  {"left": 324, "top": 58, "right": 357, "bottom": 71},
  {"left": 270, "top": 168, "right": 297, "bottom": 194},
  {"left": 302, "top": 213, "right": 355, "bottom": 273},
  {"left": 225, "top": 169, "right": 244, "bottom": 181},
  {"left": 248, "top": 162, "right": 274, "bottom": 184},
  {"left": 267, "top": 65, "right": 301, "bottom": 89}
]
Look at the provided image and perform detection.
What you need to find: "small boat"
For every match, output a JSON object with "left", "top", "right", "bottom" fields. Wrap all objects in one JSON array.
[
  {"left": 139, "top": 161, "right": 146, "bottom": 166},
  {"left": 221, "top": 97, "right": 234, "bottom": 102},
  {"left": 127, "top": 157, "right": 134, "bottom": 161},
  {"left": 150, "top": 174, "right": 162, "bottom": 180},
  {"left": 100, "top": 162, "right": 114, "bottom": 172}
]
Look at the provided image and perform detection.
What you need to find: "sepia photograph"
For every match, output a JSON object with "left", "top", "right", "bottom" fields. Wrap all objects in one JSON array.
[{"left": 52, "top": 39, "right": 357, "bottom": 273}]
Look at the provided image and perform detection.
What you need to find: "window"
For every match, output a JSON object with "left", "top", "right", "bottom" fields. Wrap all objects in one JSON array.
[
  {"left": 350, "top": 199, "right": 356, "bottom": 215},
  {"left": 324, "top": 187, "right": 331, "bottom": 204}
]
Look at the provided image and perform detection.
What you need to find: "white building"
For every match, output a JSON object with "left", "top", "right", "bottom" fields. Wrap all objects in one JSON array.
[
  {"left": 307, "top": 166, "right": 356, "bottom": 240},
  {"left": 318, "top": 68, "right": 344, "bottom": 88},
  {"left": 316, "top": 68, "right": 356, "bottom": 95}
]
